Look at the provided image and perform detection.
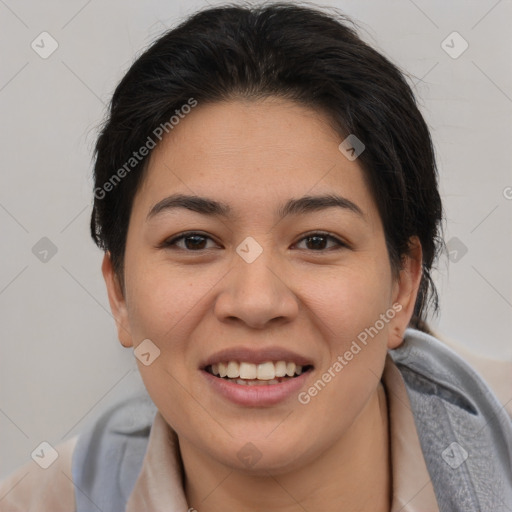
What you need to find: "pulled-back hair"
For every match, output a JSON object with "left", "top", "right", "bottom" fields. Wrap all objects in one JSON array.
[{"left": 90, "top": 1, "right": 446, "bottom": 331}]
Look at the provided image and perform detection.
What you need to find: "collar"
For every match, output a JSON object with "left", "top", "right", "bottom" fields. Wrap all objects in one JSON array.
[{"left": 382, "top": 354, "right": 439, "bottom": 511}]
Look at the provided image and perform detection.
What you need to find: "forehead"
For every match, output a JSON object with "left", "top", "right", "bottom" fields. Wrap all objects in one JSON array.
[{"left": 133, "top": 98, "right": 380, "bottom": 227}]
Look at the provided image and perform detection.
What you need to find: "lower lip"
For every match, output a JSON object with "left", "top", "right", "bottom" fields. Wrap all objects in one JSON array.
[{"left": 201, "top": 369, "right": 312, "bottom": 406}]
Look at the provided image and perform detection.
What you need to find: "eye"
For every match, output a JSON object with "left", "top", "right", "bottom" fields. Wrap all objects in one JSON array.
[
  {"left": 161, "top": 231, "right": 347, "bottom": 252},
  {"left": 162, "top": 232, "right": 219, "bottom": 251},
  {"left": 294, "top": 232, "right": 347, "bottom": 251}
]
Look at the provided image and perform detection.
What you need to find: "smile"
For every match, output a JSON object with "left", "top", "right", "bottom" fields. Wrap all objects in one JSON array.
[
  {"left": 202, "top": 359, "right": 314, "bottom": 406},
  {"left": 205, "top": 360, "right": 312, "bottom": 385}
]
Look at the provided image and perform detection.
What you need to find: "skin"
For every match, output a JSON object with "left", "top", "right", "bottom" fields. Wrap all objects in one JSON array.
[{"left": 103, "top": 97, "right": 422, "bottom": 512}]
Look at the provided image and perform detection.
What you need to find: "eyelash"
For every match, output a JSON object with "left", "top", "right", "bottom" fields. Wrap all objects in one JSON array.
[{"left": 161, "top": 231, "right": 348, "bottom": 252}]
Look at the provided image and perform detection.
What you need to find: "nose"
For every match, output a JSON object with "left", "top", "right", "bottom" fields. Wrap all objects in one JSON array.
[{"left": 213, "top": 248, "right": 299, "bottom": 329}]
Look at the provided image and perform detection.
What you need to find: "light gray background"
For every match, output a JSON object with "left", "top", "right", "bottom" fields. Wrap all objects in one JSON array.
[{"left": 1, "top": 0, "right": 511, "bottom": 479}]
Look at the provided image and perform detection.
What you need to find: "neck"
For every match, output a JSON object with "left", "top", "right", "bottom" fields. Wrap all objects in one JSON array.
[{"left": 181, "top": 383, "right": 390, "bottom": 512}]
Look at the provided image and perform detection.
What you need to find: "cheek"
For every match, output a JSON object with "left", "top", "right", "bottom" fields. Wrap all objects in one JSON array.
[
  {"left": 300, "top": 262, "right": 393, "bottom": 409},
  {"left": 124, "top": 258, "right": 216, "bottom": 341},
  {"left": 303, "top": 263, "right": 393, "bottom": 341},
  {"left": 296, "top": 270, "right": 391, "bottom": 441},
  {"left": 123, "top": 265, "right": 207, "bottom": 431},
  {"left": 137, "top": 361, "right": 205, "bottom": 448}
]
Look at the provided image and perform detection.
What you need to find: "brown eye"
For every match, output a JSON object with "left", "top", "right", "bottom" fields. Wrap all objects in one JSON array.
[
  {"left": 182, "top": 234, "right": 208, "bottom": 250},
  {"left": 295, "top": 233, "right": 346, "bottom": 251},
  {"left": 163, "top": 232, "right": 218, "bottom": 251}
]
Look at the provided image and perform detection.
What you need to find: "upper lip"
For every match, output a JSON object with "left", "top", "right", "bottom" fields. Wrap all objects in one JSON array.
[{"left": 200, "top": 346, "right": 314, "bottom": 369}]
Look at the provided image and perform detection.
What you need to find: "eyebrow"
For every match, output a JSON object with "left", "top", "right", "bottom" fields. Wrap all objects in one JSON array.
[{"left": 146, "top": 193, "right": 366, "bottom": 222}]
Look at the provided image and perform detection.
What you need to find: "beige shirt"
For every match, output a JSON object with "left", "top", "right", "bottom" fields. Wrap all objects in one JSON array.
[{"left": 0, "top": 355, "right": 439, "bottom": 511}]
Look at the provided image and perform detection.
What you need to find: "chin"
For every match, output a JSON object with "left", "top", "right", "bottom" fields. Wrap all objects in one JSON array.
[{"left": 205, "top": 433, "right": 315, "bottom": 475}]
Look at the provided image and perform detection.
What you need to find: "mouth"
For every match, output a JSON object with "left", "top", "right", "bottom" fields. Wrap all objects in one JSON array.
[
  {"left": 200, "top": 347, "right": 315, "bottom": 405},
  {"left": 204, "top": 360, "right": 314, "bottom": 386}
]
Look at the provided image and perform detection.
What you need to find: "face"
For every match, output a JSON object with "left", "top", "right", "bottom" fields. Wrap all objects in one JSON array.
[{"left": 103, "top": 97, "right": 422, "bottom": 474}]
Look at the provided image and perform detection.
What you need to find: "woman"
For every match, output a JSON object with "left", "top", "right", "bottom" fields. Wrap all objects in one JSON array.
[{"left": 1, "top": 3, "right": 511, "bottom": 511}]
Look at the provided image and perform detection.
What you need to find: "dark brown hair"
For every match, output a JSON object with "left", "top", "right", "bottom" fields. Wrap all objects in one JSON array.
[{"left": 90, "top": 2, "right": 446, "bottom": 330}]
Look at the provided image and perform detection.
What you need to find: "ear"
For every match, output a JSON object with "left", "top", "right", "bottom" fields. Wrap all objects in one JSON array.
[
  {"left": 387, "top": 236, "right": 423, "bottom": 350},
  {"left": 102, "top": 252, "right": 133, "bottom": 348}
]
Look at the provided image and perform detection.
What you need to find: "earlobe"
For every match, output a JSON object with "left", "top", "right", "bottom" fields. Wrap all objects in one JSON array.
[
  {"left": 387, "top": 237, "right": 423, "bottom": 350},
  {"left": 387, "top": 325, "right": 405, "bottom": 350},
  {"left": 101, "top": 252, "right": 133, "bottom": 348}
]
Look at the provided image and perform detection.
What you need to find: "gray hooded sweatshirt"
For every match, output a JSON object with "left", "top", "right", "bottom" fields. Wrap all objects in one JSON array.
[{"left": 71, "top": 327, "right": 512, "bottom": 511}]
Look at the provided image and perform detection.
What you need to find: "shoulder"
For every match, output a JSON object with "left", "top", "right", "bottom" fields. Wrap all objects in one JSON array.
[
  {"left": 429, "top": 327, "right": 512, "bottom": 418},
  {"left": 391, "top": 327, "right": 512, "bottom": 421},
  {"left": 0, "top": 435, "right": 78, "bottom": 512},
  {"left": 71, "top": 391, "right": 157, "bottom": 511},
  {"left": 0, "top": 391, "right": 157, "bottom": 512},
  {"left": 390, "top": 327, "right": 512, "bottom": 511}
]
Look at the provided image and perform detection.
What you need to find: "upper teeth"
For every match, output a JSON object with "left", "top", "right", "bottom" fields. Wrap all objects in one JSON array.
[{"left": 211, "top": 361, "right": 303, "bottom": 380}]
